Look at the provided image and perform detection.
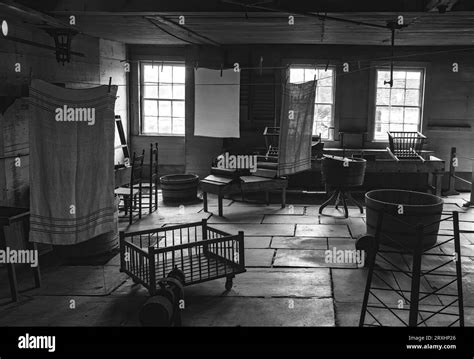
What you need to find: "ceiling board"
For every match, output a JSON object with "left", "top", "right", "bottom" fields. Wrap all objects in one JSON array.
[
  {"left": 19, "top": 0, "right": 474, "bottom": 13},
  {"left": 48, "top": 12, "right": 474, "bottom": 46}
]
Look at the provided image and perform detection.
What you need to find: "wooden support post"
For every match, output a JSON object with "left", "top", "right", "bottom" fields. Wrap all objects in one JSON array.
[
  {"left": 445, "top": 147, "right": 460, "bottom": 196},
  {"left": 463, "top": 165, "right": 474, "bottom": 207}
]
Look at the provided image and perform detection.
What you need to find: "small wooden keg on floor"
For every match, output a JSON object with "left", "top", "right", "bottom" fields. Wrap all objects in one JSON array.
[{"left": 139, "top": 268, "right": 185, "bottom": 327}]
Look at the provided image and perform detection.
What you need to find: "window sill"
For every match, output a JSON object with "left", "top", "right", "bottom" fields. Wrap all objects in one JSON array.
[{"left": 139, "top": 133, "right": 185, "bottom": 137}]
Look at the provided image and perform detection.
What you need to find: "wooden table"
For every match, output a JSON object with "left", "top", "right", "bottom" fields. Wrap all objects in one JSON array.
[
  {"left": 200, "top": 177, "right": 288, "bottom": 217},
  {"left": 312, "top": 155, "right": 445, "bottom": 196},
  {"left": 0, "top": 206, "right": 41, "bottom": 302}
]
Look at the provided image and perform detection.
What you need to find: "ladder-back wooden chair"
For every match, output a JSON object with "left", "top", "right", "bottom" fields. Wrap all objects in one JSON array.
[
  {"left": 133, "top": 143, "right": 158, "bottom": 214},
  {"left": 115, "top": 150, "right": 145, "bottom": 225}
]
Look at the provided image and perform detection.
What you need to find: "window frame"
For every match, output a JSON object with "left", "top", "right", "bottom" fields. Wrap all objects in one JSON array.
[
  {"left": 139, "top": 60, "right": 186, "bottom": 136},
  {"left": 287, "top": 64, "right": 337, "bottom": 141},
  {"left": 369, "top": 64, "right": 427, "bottom": 142}
]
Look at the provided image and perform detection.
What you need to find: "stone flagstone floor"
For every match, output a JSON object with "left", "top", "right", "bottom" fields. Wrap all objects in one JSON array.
[{"left": 0, "top": 192, "right": 473, "bottom": 327}]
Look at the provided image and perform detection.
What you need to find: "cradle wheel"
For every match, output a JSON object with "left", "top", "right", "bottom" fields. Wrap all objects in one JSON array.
[{"left": 225, "top": 277, "right": 233, "bottom": 291}]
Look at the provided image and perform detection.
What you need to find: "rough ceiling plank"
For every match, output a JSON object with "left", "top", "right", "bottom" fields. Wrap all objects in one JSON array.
[{"left": 47, "top": 12, "right": 474, "bottom": 46}]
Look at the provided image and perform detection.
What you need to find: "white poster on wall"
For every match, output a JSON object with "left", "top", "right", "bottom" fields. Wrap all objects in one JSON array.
[{"left": 194, "top": 68, "right": 240, "bottom": 138}]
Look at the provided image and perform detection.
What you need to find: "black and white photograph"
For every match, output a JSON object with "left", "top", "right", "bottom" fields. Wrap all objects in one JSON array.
[{"left": 0, "top": 0, "right": 474, "bottom": 355}]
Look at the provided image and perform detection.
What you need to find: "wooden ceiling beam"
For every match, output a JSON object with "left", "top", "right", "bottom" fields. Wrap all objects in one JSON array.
[
  {"left": 145, "top": 15, "right": 221, "bottom": 46},
  {"left": 0, "top": 0, "right": 77, "bottom": 30},
  {"left": 221, "top": 0, "right": 391, "bottom": 29}
]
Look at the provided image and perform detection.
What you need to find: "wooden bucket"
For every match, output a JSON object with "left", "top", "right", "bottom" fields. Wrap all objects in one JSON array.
[
  {"left": 160, "top": 174, "right": 199, "bottom": 204},
  {"left": 321, "top": 155, "right": 367, "bottom": 187},
  {"left": 365, "top": 189, "right": 444, "bottom": 249}
]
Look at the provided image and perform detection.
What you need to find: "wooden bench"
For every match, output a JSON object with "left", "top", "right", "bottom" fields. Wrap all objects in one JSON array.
[{"left": 200, "top": 176, "right": 288, "bottom": 217}]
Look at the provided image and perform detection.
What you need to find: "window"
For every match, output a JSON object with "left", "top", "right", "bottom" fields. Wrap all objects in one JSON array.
[
  {"left": 141, "top": 62, "right": 185, "bottom": 135},
  {"left": 289, "top": 67, "right": 335, "bottom": 140},
  {"left": 374, "top": 69, "right": 424, "bottom": 141}
]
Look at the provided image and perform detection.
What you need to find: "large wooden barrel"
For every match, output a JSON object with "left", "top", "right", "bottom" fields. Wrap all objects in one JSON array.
[
  {"left": 365, "top": 189, "right": 444, "bottom": 249},
  {"left": 160, "top": 174, "right": 199, "bottom": 204},
  {"left": 321, "top": 155, "right": 366, "bottom": 187}
]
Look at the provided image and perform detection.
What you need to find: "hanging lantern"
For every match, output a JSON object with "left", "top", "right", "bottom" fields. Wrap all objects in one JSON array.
[{"left": 46, "top": 28, "right": 76, "bottom": 65}]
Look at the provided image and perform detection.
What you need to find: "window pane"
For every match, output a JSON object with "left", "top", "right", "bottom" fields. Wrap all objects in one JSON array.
[
  {"left": 393, "top": 71, "right": 406, "bottom": 88},
  {"left": 390, "top": 107, "right": 404, "bottom": 124},
  {"left": 158, "top": 100, "right": 171, "bottom": 117},
  {"left": 173, "top": 66, "right": 185, "bottom": 83},
  {"left": 172, "top": 101, "right": 185, "bottom": 118},
  {"left": 173, "top": 117, "right": 185, "bottom": 134},
  {"left": 318, "top": 73, "right": 332, "bottom": 86},
  {"left": 375, "top": 107, "right": 390, "bottom": 123},
  {"left": 143, "top": 117, "right": 158, "bottom": 133},
  {"left": 391, "top": 89, "right": 405, "bottom": 106},
  {"left": 405, "top": 108, "right": 420, "bottom": 124},
  {"left": 406, "top": 71, "right": 421, "bottom": 88},
  {"left": 158, "top": 117, "right": 172, "bottom": 133},
  {"left": 318, "top": 68, "right": 333, "bottom": 80},
  {"left": 378, "top": 123, "right": 390, "bottom": 138},
  {"left": 144, "top": 84, "right": 158, "bottom": 98},
  {"left": 289, "top": 68, "right": 304, "bottom": 83},
  {"left": 144, "top": 100, "right": 157, "bottom": 117},
  {"left": 315, "top": 122, "right": 329, "bottom": 139},
  {"left": 405, "top": 124, "right": 418, "bottom": 132},
  {"left": 390, "top": 123, "right": 404, "bottom": 132},
  {"left": 304, "top": 69, "right": 316, "bottom": 82},
  {"left": 143, "top": 65, "right": 158, "bottom": 82},
  {"left": 173, "top": 84, "right": 185, "bottom": 100},
  {"left": 316, "top": 104, "right": 332, "bottom": 123},
  {"left": 376, "top": 89, "right": 390, "bottom": 105},
  {"left": 377, "top": 71, "right": 390, "bottom": 87},
  {"left": 160, "top": 66, "right": 173, "bottom": 83},
  {"left": 317, "top": 87, "right": 333, "bottom": 103},
  {"left": 159, "top": 84, "right": 172, "bottom": 99},
  {"left": 405, "top": 90, "right": 420, "bottom": 106}
]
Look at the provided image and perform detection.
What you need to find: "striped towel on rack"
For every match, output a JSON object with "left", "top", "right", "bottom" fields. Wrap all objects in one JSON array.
[{"left": 27, "top": 79, "right": 118, "bottom": 245}]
